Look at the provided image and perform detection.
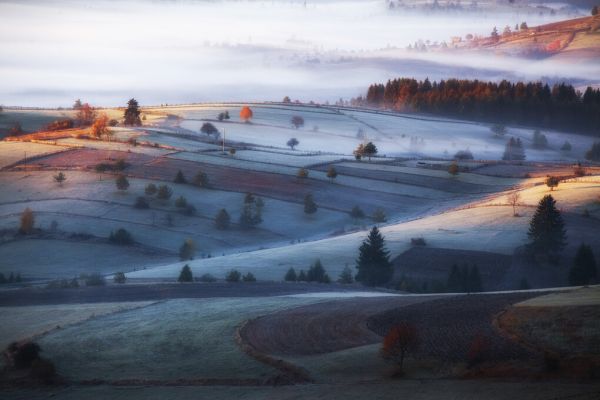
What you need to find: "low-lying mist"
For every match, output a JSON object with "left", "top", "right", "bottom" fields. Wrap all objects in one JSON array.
[{"left": 0, "top": 0, "right": 595, "bottom": 107}]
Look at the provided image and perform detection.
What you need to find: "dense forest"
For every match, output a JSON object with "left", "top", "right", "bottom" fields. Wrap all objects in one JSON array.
[{"left": 360, "top": 78, "right": 600, "bottom": 136}]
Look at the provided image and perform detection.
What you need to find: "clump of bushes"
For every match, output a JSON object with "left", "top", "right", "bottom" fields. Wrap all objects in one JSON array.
[
  {"left": 242, "top": 272, "right": 257, "bottom": 282},
  {"left": 0, "top": 272, "right": 22, "bottom": 284},
  {"left": 83, "top": 273, "right": 106, "bottom": 286},
  {"left": 179, "top": 239, "right": 196, "bottom": 261},
  {"left": 46, "top": 278, "right": 79, "bottom": 289},
  {"left": 226, "top": 269, "right": 241, "bottom": 282},
  {"left": 454, "top": 149, "right": 473, "bottom": 160},
  {"left": 196, "top": 273, "right": 217, "bottom": 283},
  {"left": 134, "top": 196, "right": 149, "bottom": 209},
  {"left": 145, "top": 183, "right": 157, "bottom": 196},
  {"left": 410, "top": 237, "right": 426, "bottom": 246},
  {"left": 293, "top": 259, "right": 331, "bottom": 283},
  {"left": 109, "top": 228, "right": 134, "bottom": 245},
  {"left": 113, "top": 272, "right": 127, "bottom": 284},
  {"left": 4, "top": 341, "right": 58, "bottom": 384}
]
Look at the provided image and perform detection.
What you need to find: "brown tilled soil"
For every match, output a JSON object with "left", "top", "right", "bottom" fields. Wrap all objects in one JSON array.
[
  {"left": 367, "top": 292, "right": 540, "bottom": 362},
  {"left": 240, "top": 295, "right": 442, "bottom": 356}
]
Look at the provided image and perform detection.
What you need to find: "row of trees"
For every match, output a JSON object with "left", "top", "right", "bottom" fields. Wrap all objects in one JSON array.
[{"left": 363, "top": 78, "right": 600, "bottom": 135}]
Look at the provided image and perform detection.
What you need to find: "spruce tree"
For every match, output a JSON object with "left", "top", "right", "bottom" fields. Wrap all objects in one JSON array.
[
  {"left": 123, "top": 98, "right": 142, "bottom": 126},
  {"left": 297, "top": 270, "right": 308, "bottom": 282},
  {"left": 178, "top": 264, "right": 193, "bottom": 282},
  {"left": 446, "top": 264, "right": 462, "bottom": 292},
  {"left": 569, "top": 244, "right": 597, "bottom": 285},
  {"left": 338, "top": 265, "right": 354, "bottom": 284},
  {"left": 174, "top": 170, "right": 187, "bottom": 184},
  {"left": 284, "top": 267, "right": 297, "bottom": 282},
  {"left": 527, "top": 194, "right": 567, "bottom": 257},
  {"left": 355, "top": 226, "right": 392, "bottom": 286},
  {"left": 215, "top": 209, "right": 231, "bottom": 230}
]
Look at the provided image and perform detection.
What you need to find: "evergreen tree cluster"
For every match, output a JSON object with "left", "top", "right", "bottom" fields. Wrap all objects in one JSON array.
[
  {"left": 502, "top": 137, "right": 526, "bottom": 161},
  {"left": 0, "top": 272, "right": 22, "bottom": 284},
  {"left": 240, "top": 193, "right": 264, "bottom": 228},
  {"left": 364, "top": 78, "right": 600, "bottom": 135},
  {"left": 446, "top": 264, "right": 483, "bottom": 293},
  {"left": 284, "top": 259, "right": 331, "bottom": 283}
]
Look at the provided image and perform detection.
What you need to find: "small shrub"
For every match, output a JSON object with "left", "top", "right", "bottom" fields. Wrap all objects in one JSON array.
[
  {"left": 411, "top": 237, "right": 426, "bottom": 246},
  {"left": 115, "top": 174, "right": 129, "bottom": 191},
  {"left": 297, "top": 168, "right": 309, "bottom": 180},
  {"left": 242, "top": 272, "right": 257, "bottom": 282},
  {"left": 196, "top": 273, "right": 217, "bottom": 283},
  {"left": 226, "top": 269, "right": 241, "bottom": 282},
  {"left": 215, "top": 209, "right": 231, "bottom": 230},
  {"left": 53, "top": 172, "right": 66, "bottom": 186},
  {"left": 179, "top": 239, "right": 196, "bottom": 261},
  {"left": 113, "top": 272, "right": 127, "bottom": 284},
  {"left": 372, "top": 208, "right": 387, "bottom": 223},
  {"left": 134, "top": 196, "right": 149, "bottom": 209},
  {"left": 193, "top": 171, "right": 209, "bottom": 188},
  {"left": 467, "top": 334, "right": 491, "bottom": 367},
  {"left": 284, "top": 267, "right": 297, "bottom": 282},
  {"left": 109, "top": 228, "right": 134, "bottom": 245},
  {"left": 145, "top": 183, "right": 157, "bottom": 196},
  {"left": 350, "top": 205, "right": 365, "bottom": 219},
  {"left": 157, "top": 184, "right": 173, "bottom": 200},
  {"left": 175, "top": 196, "right": 187, "bottom": 208},
  {"left": 178, "top": 264, "right": 193, "bottom": 282},
  {"left": 20, "top": 207, "right": 35, "bottom": 234},
  {"left": 174, "top": 170, "right": 187, "bottom": 184},
  {"left": 454, "top": 149, "right": 473, "bottom": 160},
  {"left": 6, "top": 341, "right": 41, "bottom": 369},
  {"left": 181, "top": 204, "right": 196, "bottom": 216},
  {"left": 114, "top": 159, "right": 128, "bottom": 171},
  {"left": 30, "top": 358, "right": 57, "bottom": 383},
  {"left": 85, "top": 274, "right": 106, "bottom": 286},
  {"left": 229, "top": 148, "right": 236, "bottom": 156}
]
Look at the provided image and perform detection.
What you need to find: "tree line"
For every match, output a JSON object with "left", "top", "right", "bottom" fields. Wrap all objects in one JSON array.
[{"left": 361, "top": 78, "right": 600, "bottom": 135}]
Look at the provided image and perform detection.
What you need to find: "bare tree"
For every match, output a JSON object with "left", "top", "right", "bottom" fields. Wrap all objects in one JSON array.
[{"left": 507, "top": 192, "right": 521, "bottom": 217}]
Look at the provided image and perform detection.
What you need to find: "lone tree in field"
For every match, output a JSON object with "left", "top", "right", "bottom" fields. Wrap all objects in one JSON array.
[
  {"left": 372, "top": 208, "right": 387, "bottom": 223},
  {"left": 91, "top": 114, "right": 110, "bottom": 139},
  {"left": 528, "top": 194, "right": 567, "bottom": 258},
  {"left": 193, "top": 171, "right": 209, "bottom": 188},
  {"left": 200, "top": 122, "right": 219, "bottom": 137},
  {"left": 53, "top": 172, "right": 66, "bottom": 186},
  {"left": 569, "top": 243, "right": 597, "bottom": 285},
  {"left": 124, "top": 98, "right": 142, "bottom": 126},
  {"left": 215, "top": 209, "right": 231, "bottom": 230},
  {"left": 145, "top": 183, "right": 157, "bottom": 196},
  {"left": 240, "top": 106, "right": 253, "bottom": 123},
  {"left": 362, "top": 142, "right": 378, "bottom": 161},
  {"left": 174, "top": 170, "right": 187, "bottom": 184},
  {"left": 290, "top": 116, "right": 304, "bottom": 129},
  {"left": 217, "top": 111, "right": 230, "bottom": 121},
  {"left": 115, "top": 174, "right": 129, "bottom": 191},
  {"left": 491, "top": 124, "right": 506, "bottom": 137},
  {"left": 287, "top": 138, "right": 299, "bottom": 150},
  {"left": 178, "top": 264, "right": 193, "bottom": 282},
  {"left": 585, "top": 142, "right": 600, "bottom": 161},
  {"left": 545, "top": 176, "right": 560, "bottom": 191},
  {"left": 239, "top": 193, "right": 263, "bottom": 228},
  {"left": 179, "top": 239, "right": 196, "bottom": 261},
  {"left": 448, "top": 161, "right": 459, "bottom": 176},
  {"left": 507, "top": 191, "right": 521, "bottom": 216},
  {"left": 356, "top": 226, "right": 392, "bottom": 286},
  {"left": 326, "top": 166, "right": 338, "bottom": 182},
  {"left": 20, "top": 208, "right": 35, "bottom": 234},
  {"left": 350, "top": 205, "right": 365, "bottom": 220},
  {"left": 157, "top": 184, "right": 173, "bottom": 201},
  {"left": 304, "top": 193, "right": 318, "bottom": 215},
  {"left": 502, "top": 137, "right": 526, "bottom": 161},
  {"left": 297, "top": 168, "right": 309, "bottom": 181},
  {"left": 381, "top": 323, "right": 419, "bottom": 376},
  {"left": 532, "top": 130, "right": 548, "bottom": 149},
  {"left": 76, "top": 103, "right": 96, "bottom": 126}
]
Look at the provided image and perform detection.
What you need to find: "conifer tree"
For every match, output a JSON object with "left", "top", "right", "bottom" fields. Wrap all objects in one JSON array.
[
  {"left": 338, "top": 265, "right": 354, "bottom": 284},
  {"left": 527, "top": 194, "right": 567, "bottom": 257},
  {"left": 569, "top": 244, "right": 597, "bottom": 285},
  {"left": 124, "top": 98, "right": 142, "bottom": 126},
  {"left": 284, "top": 267, "right": 297, "bottom": 282},
  {"left": 355, "top": 226, "right": 392, "bottom": 286},
  {"left": 304, "top": 194, "right": 318, "bottom": 215},
  {"left": 178, "top": 264, "right": 193, "bottom": 282}
]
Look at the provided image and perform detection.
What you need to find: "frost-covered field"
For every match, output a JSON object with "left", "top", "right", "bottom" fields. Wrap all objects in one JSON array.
[
  {"left": 172, "top": 105, "right": 596, "bottom": 161},
  {"left": 38, "top": 297, "right": 326, "bottom": 381},
  {"left": 55, "top": 137, "right": 173, "bottom": 157},
  {"left": 0, "top": 141, "right": 69, "bottom": 169},
  {"left": 0, "top": 301, "right": 153, "bottom": 350},
  {"left": 129, "top": 178, "right": 600, "bottom": 281}
]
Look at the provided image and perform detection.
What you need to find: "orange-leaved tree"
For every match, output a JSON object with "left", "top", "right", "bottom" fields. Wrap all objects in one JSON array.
[
  {"left": 240, "top": 106, "right": 253, "bottom": 123},
  {"left": 91, "top": 114, "right": 110, "bottom": 140},
  {"left": 381, "top": 322, "right": 419, "bottom": 376}
]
